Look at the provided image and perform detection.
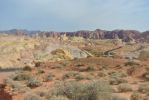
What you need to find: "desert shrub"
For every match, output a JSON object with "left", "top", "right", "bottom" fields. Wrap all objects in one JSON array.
[
  {"left": 97, "top": 71, "right": 107, "bottom": 77},
  {"left": 27, "top": 77, "right": 42, "bottom": 88},
  {"left": 143, "top": 72, "right": 149, "bottom": 81},
  {"left": 49, "top": 96, "right": 69, "bottom": 100},
  {"left": 139, "top": 51, "right": 149, "bottom": 60},
  {"left": 23, "top": 66, "right": 32, "bottom": 71},
  {"left": 52, "top": 64, "right": 65, "bottom": 69},
  {"left": 138, "top": 83, "right": 149, "bottom": 93},
  {"left": 13, "top": 71, "right": 32, "bottom": 81},
  {"left": 112, "top": 94, "right": 128, "bottom": 100},
  {"left": 118, "top": 83, "right": 132, "bottom": 92},
  {"left": 130, "top": 92, "right": 142, "bottom": 100},
  {"left": 38, "top": 69, "right": 45, "bottom": 74},
  {"left": 85, "top": 75, "right": 93, "bottom": 80},
  {"left": 47, "top": 80, "right": 113, "bottom": 100},
  {"left": 86, "top": 66, "right": 95, "bottom": 71},
  {"left": 124, "top": 61, "right": 139, "bottom": 66},
  {"left": 109, "top": 71, "right": 127, "bottom": 78},
  {"left": 34, "top": 90, "right": 47, "bottom": 97},
  {"left": 4, "top": 78, "right": 30, "bottom": 92},
  {"left": 110, "top": 78, "right": 128, "bottom": 85},
  {"left": 75, "top": 74, "right": 84, "bottom": 81},
  {"left": 63, "top": 71, "right": 79, "bottom": 80},
  {"left": 75, "top": 63, "right": 84, "bottom": 67},
  {"left": 35, "top": 61, "right": 43, "bottom": 67},
  {"left": 44, "top": 72, "right": 55, "bottom": 82},
  {"left": 24, "top": 93, "right": 40, "bottom": 100}
]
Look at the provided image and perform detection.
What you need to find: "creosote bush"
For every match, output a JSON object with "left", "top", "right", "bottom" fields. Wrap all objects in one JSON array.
[{"left": 47, "top": 80, "right": 113, "bottom": 100}]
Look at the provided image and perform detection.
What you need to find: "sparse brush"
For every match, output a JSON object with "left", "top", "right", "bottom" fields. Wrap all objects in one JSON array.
[
  {"left": 109, "top": 71, "right": 127, "bottom": 78},
  {"left": 13, "top": 71, "right": 32, "bottom": 81},
  {"left": 63, "top": 71, "right": 79, "bottom": 80},
  {"left": 47, "top": 80, "right": 113, "bottom": 100},
  {"left": 4, "top": 78, "right": 30, "bottom": 93}
]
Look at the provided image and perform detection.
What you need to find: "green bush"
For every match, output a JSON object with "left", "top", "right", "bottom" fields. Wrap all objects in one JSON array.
[
  {"left": 47, "top": 80, "right": 113, "bottom": 100},
  {"left": 118, "top": 83, "right": 132, "bottom": 92}
]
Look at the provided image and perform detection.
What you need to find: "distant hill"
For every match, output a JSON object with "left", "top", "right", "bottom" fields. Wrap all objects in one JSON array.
[{"left": 0, "top": 29, "right": 148, "bottom": 42}]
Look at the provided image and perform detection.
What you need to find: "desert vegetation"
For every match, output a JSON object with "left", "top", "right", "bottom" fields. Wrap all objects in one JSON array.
[{"left": 0, "top": 32, "right": 148, "bottom": 100}]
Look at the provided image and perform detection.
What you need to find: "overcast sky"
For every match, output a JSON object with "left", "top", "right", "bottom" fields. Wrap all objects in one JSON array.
[{"left": 0, "top": 0, "right": 149, "bottom": 31}]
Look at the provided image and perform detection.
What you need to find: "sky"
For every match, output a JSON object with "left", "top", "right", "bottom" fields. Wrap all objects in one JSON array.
[{"left": 0, "top": 0, "right": 149, "bottom": 32}]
